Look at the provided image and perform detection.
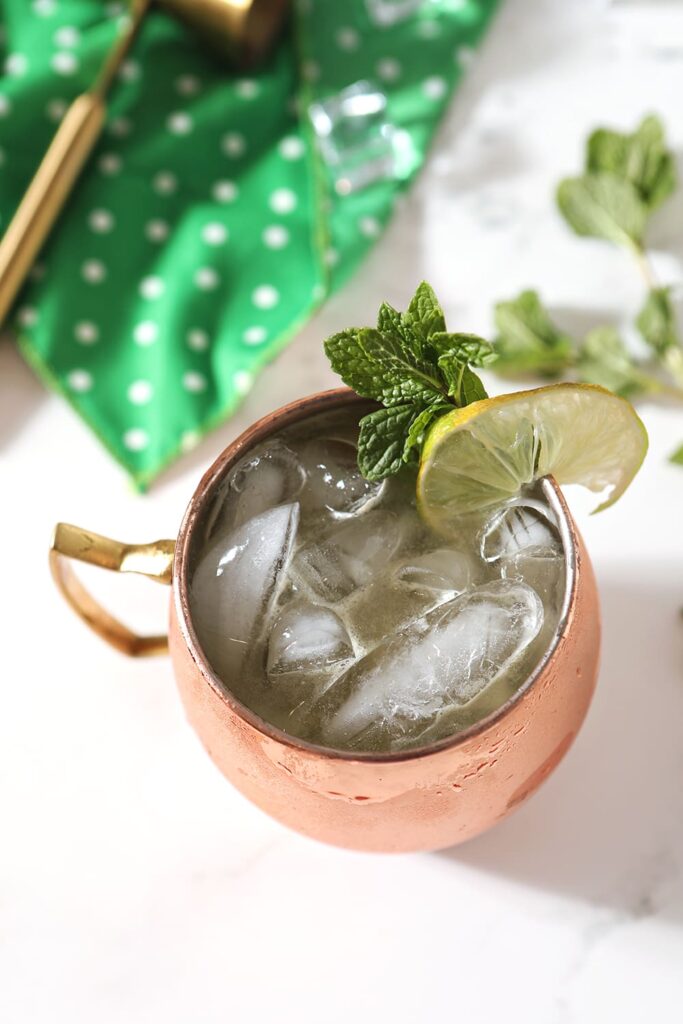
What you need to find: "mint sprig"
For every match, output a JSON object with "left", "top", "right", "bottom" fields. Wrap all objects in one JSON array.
[
  {"left": 491, "top": 114, "right": 683, "bottom": 465},
  {"left": 324, "top": 282, "right": 494, "bottom": 480},
  {"left": 493, "top": 290, "right": 574, "bottom": 378},
  {"left": 557, "top": 115, "right": 676, "bottom": 252},
  {"left": 586, "top": 115, "right": 676, "bottom": 213},
  {"left": 577, "top": 325, "right": 657, "bottom": 398},
  {"left": 493, "top": 288, "right": 680, "bottom": 401}
]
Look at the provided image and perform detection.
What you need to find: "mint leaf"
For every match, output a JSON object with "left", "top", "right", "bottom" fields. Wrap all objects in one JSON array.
[
  {"left": 636, "top": 287, "right": 678, "bottom": 355},
  {"left": 433, "top": 333, "right": 494, "bottom": 404},
  {"left": 403, "top": 403, "right": 451, "bottom": 462},
  {"left": 323, "top": 282, "right": 489, "bottom": 479},
  {"left": 577, "top": 326, "right": 647, "bottom": 398},
  {"left": 437, "top": 350, "right": 489, "bottom": 405},
  {"left": 559, "top": 117, "right": 675, "bottom": 253},
  {"left": 557, "top": 173, "right": 648, "bottom": 248},
  {"left": 377, "top": 301, "right": 406, "bottom": 341},
  {"left": 637, "top": 288, "right": 683, "bottom": 389},
  {"left": 587, "top": 115, "right": 676, "bottom": 212},
  {"left": 324, "top": 328, "right": 376, "bottom": 395},
  {"left": 404, "top": 281, "right": 446, "bottom": 348},
  {"left": 459, "top": 366, "right": 489, "bottom": 405},
  {"left": 357, "top": 405, "right": 416, "bottom": 481},
  {"left": 356, "top": 328, "right": 446, "bottom": 406},
  {"left": 669, "top": 442, "right": 683, "bottom": 467},
  {"left": 324, "top": 327, "right": 445, "bottom": 407},
  {"left": 430, "top": 332, "right": 496, "bottom": 368},
  {"left": 493, "top": 290, "right": 574, "bottom": 377},
  {"left": 436, "top": 352, "right": 464, "bottom": 400}
]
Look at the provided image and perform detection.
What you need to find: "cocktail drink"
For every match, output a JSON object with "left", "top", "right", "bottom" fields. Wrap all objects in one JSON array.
[
  {"left": 50, "top": 282, "right": 647, "bottom": 849},
  {"left": 189, "top": 405, "right": 566, "bottom": 754}
]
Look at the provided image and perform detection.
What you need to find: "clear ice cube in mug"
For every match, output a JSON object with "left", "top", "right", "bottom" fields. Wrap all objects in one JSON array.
[{"left": 189, "top": 408, "right": 567, "bottom": 754}]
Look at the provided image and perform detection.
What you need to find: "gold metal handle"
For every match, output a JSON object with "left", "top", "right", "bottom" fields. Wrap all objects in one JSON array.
[{"left": 49, "top": 523, "right": 175, "bottom": 657}]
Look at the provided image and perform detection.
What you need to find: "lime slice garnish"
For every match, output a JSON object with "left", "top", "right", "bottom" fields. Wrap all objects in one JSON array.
[{"left": 417, "top": 383, "right": 648, "bottom": 533}]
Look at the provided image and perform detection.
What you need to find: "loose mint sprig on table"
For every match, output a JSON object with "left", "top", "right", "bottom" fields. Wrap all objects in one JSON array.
[
  {"left": 323, "top": 282, "right": 496, "bottom": 480},
  {"left": 491, "top": 115, "right": 683, "bottom": 463}
]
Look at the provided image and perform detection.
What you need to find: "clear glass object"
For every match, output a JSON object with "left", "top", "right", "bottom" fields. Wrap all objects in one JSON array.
[{"left": 309, "top": 81, "right": 418, "bottom": 195}]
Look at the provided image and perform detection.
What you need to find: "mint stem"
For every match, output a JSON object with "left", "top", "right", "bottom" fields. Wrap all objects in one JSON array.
[
  {"left": 632, "top": 242, "right": 657, "bottom": 290},
  {"left": 661, "top": 345, "right": 683, "bottom": 391},
  {"left": 631, "top": 243, "right": 683, "bottom": 389},
  {"left": 635, "top": 371, "right": 683, "bottom": 401}
]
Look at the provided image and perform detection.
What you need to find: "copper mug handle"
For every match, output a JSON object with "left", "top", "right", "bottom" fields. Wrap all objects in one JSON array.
[{"left": 49, "top": 523, "right": 175, "bottom": 657}]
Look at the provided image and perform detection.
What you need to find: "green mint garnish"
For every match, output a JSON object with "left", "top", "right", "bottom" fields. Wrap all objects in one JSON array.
[
  {"left": 670, "top": 442, "right": 683, "bottom": 467},
  {"left": 492, "top": 290, "right": 574, "bottom": 379},
  {"left": 577, "top": 326, "right": 656, "bottom": 399},
  {"left": 636, "top": 286, "right": 679, "bottom": 357},
  {"left": 585, "top": 115, "right": 676, "bottom": 213},
  {"left": 489, "top": 113, "right": 683, "bottom": 464},
  {"left": 493, "top": 289, "right": 675, "bottom": 401},
  {"left": 557, "top": 173, "right": 648, "bottom": 249},
  {"left": 323, "top": 282, "right": 495, "bottom": 481},
  {"left": 557, "top": 115, "right": 676, "bottom": 251}
]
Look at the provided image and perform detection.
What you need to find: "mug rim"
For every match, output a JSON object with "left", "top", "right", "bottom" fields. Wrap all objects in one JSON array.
[{"left": 173, "top": 387, "right": 578, "bottom": 764}]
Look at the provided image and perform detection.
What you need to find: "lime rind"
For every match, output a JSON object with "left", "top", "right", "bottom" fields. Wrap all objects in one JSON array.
[{"left": 417, "top": 383, "right": 648, "bottom": 533}]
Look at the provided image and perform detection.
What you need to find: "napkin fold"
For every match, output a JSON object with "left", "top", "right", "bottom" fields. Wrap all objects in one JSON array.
[{"left": 0, "top": 0, "right": 498, "bottom": 487}]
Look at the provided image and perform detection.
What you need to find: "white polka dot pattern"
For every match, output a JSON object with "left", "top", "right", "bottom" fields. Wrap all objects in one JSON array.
[{"left": 4, "top": 0, "right": 483, "bottom": 485}]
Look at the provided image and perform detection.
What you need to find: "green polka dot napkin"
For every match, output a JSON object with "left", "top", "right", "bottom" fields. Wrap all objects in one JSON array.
[{"left": 0, "top": 0, "right": 498, "bottom": 488}]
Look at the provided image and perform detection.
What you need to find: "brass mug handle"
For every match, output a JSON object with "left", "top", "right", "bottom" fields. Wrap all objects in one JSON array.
[{"left": 49, "top": 523, "right": 176, "bottom": 657}]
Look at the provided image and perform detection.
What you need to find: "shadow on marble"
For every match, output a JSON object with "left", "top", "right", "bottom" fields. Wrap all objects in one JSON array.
[
  {"left": 0, "top": 337, "right": 46, "bottom": 449},
  {"left": 439, "top": 564, "right": 683, "bottom": 925}
]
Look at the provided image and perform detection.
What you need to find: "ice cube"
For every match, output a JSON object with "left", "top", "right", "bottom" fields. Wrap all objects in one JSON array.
[
  {"left": 300, "top": 438, "right": 382, "bottom": 517},
  {"left": 312, "top": 580, "right": 543, "bottom": 751},
  {"left": 206, "top": 440, "right": 305, "bottom": 538},
  {"left": 291, "top": 543, "right": 353, "bottom": 603},
  {"left": 395, "top": 548, "right": 474, "bottom": 593},
  {"left": 481, "top": 501, "right": 561, "bottom": 563},
  {"left": 343, "top": 577, "right": 447, "bottom": 651},
  {"left": 267, "top": 602, "right": 354, "bottom": 684},
  {"left": 501, "top": 552, "right": 566, "bottom": 617},
  {"left": 482, "top": 501, "right": 565, "bottom": 613},
  {"left": 190, "top": 503, "right": 299, "bottom": 682},
  {"left": 292, "top": 509, "right": 401, "bottom": 602},
  {"left": 308, "top": 80, "right": 402, "bottom": 195}
]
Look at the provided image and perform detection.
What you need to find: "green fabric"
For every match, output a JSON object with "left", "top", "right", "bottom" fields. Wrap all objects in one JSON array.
[{"left": 0, "top": 0, "right": 498, "bottom": 487}]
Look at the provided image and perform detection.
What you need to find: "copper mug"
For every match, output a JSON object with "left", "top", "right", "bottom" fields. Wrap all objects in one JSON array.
[{"left": 50, "top": 388, "right": 601, "bottom": 853}]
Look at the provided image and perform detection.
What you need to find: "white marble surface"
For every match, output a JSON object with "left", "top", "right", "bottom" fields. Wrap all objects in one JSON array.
[{"left": 3, "top": 1, "right": 683, "bottom": 1020}]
